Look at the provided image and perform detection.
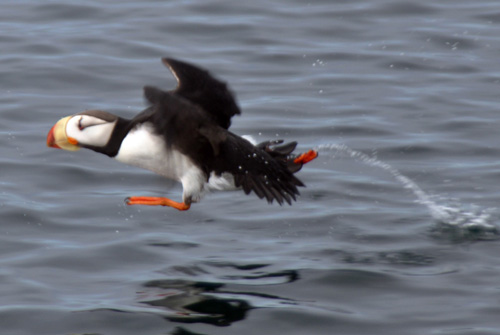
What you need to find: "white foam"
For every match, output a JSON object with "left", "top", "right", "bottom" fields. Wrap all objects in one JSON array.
[{"left": 315, "top": 143, "right": 497, "bottom": 233}]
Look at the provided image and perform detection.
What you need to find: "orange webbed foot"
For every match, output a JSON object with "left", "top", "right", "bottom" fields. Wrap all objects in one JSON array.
[
  {"left": 293, "top": 150, "right": 318, "bottom": 165},
  {"left": 126, "top": 196, "right": 191, "bottom": 211}
]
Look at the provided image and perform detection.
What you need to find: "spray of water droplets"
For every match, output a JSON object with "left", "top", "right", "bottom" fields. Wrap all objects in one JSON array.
[{"left": 315, "top": 143, "right": 498, "bottom": 237}]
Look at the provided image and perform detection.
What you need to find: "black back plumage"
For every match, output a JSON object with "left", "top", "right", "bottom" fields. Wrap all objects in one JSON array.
[{"left": 138, "top": 58, "right": 306, "bottom": 205}]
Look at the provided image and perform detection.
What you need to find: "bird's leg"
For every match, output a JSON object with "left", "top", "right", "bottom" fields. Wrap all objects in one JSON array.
[
  {"left": 125, "top": 196, "right": 191, "bottom": 211},
  {"left": 293, "top": 150, "right": 318, "bottom": 165}
]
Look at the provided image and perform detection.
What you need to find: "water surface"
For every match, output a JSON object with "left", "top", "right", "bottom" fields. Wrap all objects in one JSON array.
[{"left": 2, "top": 1, "right": 500, "bottom": 334}]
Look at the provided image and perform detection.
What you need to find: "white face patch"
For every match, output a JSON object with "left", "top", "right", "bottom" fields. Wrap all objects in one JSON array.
[{"left": 66, "top": 115, "right": 117, "bottom": 147}]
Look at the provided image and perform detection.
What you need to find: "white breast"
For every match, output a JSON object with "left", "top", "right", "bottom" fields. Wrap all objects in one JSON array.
[
  {"left": 114, "top": 123, "right": 244, "bottom": 202},
  {"left": 114, "top": 123, "right": 199, "bottom": 182}
]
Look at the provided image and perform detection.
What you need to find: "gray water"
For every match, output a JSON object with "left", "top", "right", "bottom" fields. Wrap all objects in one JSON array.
[{"left": 2, "top": 1, "right": 500, "bottom": 334}]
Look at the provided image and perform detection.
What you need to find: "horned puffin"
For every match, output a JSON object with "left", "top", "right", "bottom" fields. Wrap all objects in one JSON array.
[{"left": 46, "top": 58, "right": 318, "bottom": 211}]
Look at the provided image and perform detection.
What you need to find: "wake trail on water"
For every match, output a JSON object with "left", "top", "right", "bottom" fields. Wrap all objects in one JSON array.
[{"left": 315, "top": 143, "right": 498, "bottom": 239}]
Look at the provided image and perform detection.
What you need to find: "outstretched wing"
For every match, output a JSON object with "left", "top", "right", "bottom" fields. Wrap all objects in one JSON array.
[
  {"left": 142, "top": 85, "right": 304, "bottom": 206},
  {"left": 210, "top": 134, "right": 304, "bottom": 205},
  {"left": 162, "top": 58, "right": 241, "bottom": 129}
]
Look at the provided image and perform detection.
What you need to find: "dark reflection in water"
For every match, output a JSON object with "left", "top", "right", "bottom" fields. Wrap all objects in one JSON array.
[
  {"left": 172, "top": 326, "right": 206, "bottom": 335},
  {"left": 142, "top": 280, "right": 251, "bottom": 327},
  {"left": 136, "top": 269, "right": 298, "bottom": 332}
]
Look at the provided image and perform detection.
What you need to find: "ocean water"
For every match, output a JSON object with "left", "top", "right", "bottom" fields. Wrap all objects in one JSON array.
[{"left": 2, "top": 1, "right": 500, "bottom": 334}]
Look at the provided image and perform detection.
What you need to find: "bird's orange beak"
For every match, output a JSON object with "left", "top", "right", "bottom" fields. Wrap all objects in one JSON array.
[{"left": 46, "top": 116, "right": 80, "bottom": 151}]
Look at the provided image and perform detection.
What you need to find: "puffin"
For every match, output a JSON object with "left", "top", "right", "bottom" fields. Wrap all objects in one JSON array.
[{"left": 46, "top": 58, "right": 318, "bottom": 211}]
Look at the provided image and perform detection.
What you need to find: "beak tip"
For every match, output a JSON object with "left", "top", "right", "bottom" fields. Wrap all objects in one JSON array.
[
  {"left": 46, "top": 116, "right": 80, "bottom": 151},
  {"left": 46, "top": 125, "right": 60, "bottom": 149}
]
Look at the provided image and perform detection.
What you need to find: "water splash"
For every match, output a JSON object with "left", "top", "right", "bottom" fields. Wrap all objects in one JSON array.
[{"left": 315, "top": 143, "right": 498, "bottom": 239}]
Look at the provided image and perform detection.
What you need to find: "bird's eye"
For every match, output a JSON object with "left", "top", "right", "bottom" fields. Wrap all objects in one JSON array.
[{"left": 78, "top": 116, "right": 84, "bottom": 130}]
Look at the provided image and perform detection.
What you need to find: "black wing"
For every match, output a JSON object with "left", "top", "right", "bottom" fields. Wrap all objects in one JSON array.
[
  {"left": 143, "top": 86, "right": 304, "bottom": 205},
  {"left": 162, "top": 58, "right": 241, "bottom": 129},
  {"left": 211, "top": 134, "right": 304, "bottom": 205}
]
